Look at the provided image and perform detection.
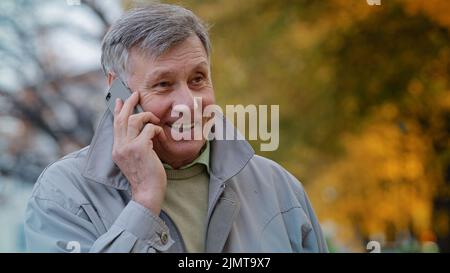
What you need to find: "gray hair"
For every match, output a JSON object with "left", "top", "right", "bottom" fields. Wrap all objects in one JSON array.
[{"left": 101, "top": 3, "right": 211, "bottom": 81}]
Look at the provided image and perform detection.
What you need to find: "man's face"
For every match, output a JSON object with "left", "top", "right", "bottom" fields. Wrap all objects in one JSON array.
[{"left": 123, "top": 35, "right": 215, "bottom": 168}]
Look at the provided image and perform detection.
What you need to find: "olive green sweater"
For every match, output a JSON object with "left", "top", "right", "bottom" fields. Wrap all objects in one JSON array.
[{"left": 162, "top": 141, "right": 210, "bottom": 252}]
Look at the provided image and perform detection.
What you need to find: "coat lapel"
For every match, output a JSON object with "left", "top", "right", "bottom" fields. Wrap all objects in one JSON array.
[
  {"left": 205, "top": 115, "right": 254, "bottom": 252},
  {"left": 82, "top": 109, "right": 130, "bottom": 191},
  {"left": 205, "top": 184, "right": 240, "bottom": 252}
]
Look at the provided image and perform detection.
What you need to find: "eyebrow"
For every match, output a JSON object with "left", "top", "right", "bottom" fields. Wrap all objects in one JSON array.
[
  {"left": 147, "top": 70, "right": 174, "bottom": 82},
  {"left": 143, "top": 70, "right": 174, "bottom": 89},
  {"left": 144, "top": 61, "right": 209, "bottom": 87},
  {"left": 192, "top": 61, "right": 209, "bottom": 71}
]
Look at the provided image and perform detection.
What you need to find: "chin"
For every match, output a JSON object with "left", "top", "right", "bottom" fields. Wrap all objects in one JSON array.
[{"left": 154, "top": 137, "right": 206, "bottom": 167}]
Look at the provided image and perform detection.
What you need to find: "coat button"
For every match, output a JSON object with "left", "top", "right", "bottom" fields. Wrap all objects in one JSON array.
[{"left": 160, "top": 231, "right": 169, "bottom": 245}]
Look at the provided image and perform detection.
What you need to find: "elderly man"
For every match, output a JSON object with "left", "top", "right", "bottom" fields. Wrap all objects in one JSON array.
[{"left": 24, "top": 3, "right": 328, "bottom": 253}]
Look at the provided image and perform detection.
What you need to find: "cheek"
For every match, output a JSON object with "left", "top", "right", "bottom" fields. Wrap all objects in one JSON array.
[
  {"left": 200, "top": 90, "right": 216, "bottom": 109},
  {"left": 139, "top": 95, "right": 171, "bottom": 120},
  {"left": 200, "top": 93, "right": 216, "bottom": 125}
]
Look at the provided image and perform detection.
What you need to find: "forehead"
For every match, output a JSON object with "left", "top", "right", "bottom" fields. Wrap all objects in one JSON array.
[{"left": 129, "top": 35, "right": 209, "bottom": 74}]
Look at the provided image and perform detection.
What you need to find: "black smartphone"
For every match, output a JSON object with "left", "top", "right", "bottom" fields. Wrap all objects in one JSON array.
[{"left": 105, "top": 79, "right": 144, "bottom": 115}]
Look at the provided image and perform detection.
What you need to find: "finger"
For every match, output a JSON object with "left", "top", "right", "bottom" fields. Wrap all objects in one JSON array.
[
  {"left": 117, "top": 91, "right": 139, "bottom": 128},
  {"left": 156, "top": 125, "right": 168, "bottom": 143},
  {"left": 113, "top": 98, "right": 127, "bottom": 141},
  {"left": 114, "top": 98, "right": 123, "bottom": 117},
  {"left": 136, "top": 123, "right": 164, "bottom": 146},
  {"left": 127, "top": 112, "right": 161, "bottom": 139}
]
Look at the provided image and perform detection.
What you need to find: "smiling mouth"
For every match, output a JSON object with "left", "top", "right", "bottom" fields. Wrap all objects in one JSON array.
[{"left": 168, "top": 121, "right": 199, "bottom": 131}]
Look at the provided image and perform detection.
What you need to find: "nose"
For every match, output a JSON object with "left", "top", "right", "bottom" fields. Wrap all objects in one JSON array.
[{"left": 172, "top": 83, "right": 197, "bottom": 113}]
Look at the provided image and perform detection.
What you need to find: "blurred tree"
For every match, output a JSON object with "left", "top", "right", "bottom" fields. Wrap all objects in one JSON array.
[
  {"left": 165, "top": 0, "right": 450, "bottom": 251},
  {"left": 0, "top": 0, "right": 113, "bottom": 182},
  {"left": 322, "top": 0, "right": 450, "bottom": 252}
]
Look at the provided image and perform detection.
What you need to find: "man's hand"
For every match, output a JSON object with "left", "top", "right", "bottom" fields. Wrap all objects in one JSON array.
[{"left": 112, "top": 91, "right": 167, "bottom": 215}]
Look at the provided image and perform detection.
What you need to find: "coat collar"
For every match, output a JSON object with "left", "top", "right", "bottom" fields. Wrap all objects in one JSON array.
[
  {"left": 82, "top": 108, "right": 254, "bottom": 253},
  {"left": 82, "top": 109, "right": 255, "bottom": 191}
]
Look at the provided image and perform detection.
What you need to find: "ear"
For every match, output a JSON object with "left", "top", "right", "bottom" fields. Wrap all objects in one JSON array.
[{"left": 107, "top": 72, "right": 116, "bottom": 87}]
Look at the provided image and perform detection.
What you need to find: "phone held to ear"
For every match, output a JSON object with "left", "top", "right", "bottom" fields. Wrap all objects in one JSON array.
[{"left": 105, "top": 79, "right": 144, "bottom": 115}]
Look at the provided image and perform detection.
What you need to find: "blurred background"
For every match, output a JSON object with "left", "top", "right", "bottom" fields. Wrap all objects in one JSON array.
[{"left": 0, "top": 0, "right": 449, "bottom": 253}]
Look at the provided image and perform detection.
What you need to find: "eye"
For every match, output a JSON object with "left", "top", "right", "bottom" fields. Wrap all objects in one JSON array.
[
  {"left": 154, "top": 81, "right": 170, "bottom": 88},
  {"left": 151, "top": 81, "right": 172, "bottom": 91},
  {"left": 190, "top": 74, "right": 206, "bottom": 85}
]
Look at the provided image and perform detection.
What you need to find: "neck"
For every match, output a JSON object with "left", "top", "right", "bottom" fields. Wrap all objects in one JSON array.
[
  {"left": 156, "top": 141, "right": 207, "bottom": 169},
  {"left": 158, "top": 146, "right": 204, "bottom": 169},
  {"left": 163, "top": 156, "right": 198, "bottom": 169}
]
